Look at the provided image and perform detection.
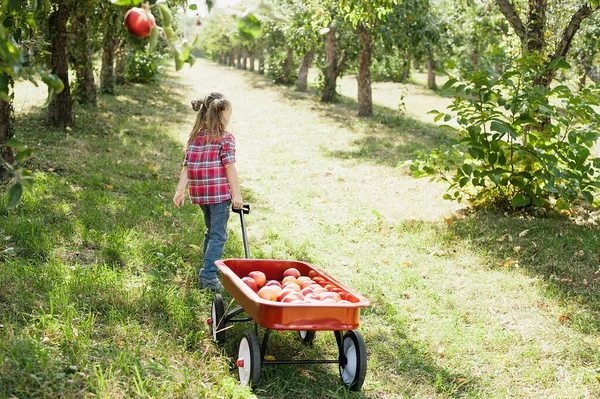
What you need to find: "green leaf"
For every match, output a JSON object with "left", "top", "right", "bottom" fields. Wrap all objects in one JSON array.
[
  {"left": 164, "top": 26, "right": 175, "bottom": 41},
  {"left": 157, "top": 3, "right": 173, "bottom": 26},
  {"left": 555, "top": 198, "right": 570, "bottom": 211},
  {"left": 7, "top": 182, "right": 22, "bottom": 209},
  {"left": 188, "top": 4, "right": 197, "bottom": 11},
  {"left": 511, "top": 194, "right": 530, "bottom": 208},
  {"left": 4, "top": 138, "right": 25, "bottom": 151},
  {"left": 582, "top": 191, "right": 594, "bottom": 204},
  {"left": 41, "top": 73, "right": 64, "bottom": 94},
  {"left": 547, "top": 58, "right": 570, "bottom": 70},
  {"left": 179, "top": 42, "right": 191, "bottom": 62},
  {"left": 173, "top": 50, "right": 184, "bottom": 71},
  {"left": 463, "top": 163, "right": 473, "bottom": 175},
  {"left": 237, "top": 14, "right": 262, "bottom": 40},
  {"left": 206, "top": 0, "right": 214, "bottom": 12},
  {"left": 149, "top": 27, "right": 159, "bottom": 51},
  {"left": 14, "top": 148, "right": 33, "bottom": 163},
  {"left": 110, "top": 0, "right": 143, "bottom": 6}
]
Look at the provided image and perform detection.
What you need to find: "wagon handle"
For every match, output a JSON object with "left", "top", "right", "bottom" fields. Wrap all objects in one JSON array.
[{"left": 232, "top": 204, "right": 251, "bottom": 259}]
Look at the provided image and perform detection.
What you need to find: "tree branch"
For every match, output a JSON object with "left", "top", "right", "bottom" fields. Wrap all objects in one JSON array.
[
  {"left": 554, "top": 4, "right": 598, "bottom": 59},
  {"left": 585, "top": 66, "right": 600, "bottom": 83},
  {"left": 495, "top": 0, "right": 527, "bottom": 42},
  {"left": 335, "top": 50, "right": 348, "bottom": 76}
]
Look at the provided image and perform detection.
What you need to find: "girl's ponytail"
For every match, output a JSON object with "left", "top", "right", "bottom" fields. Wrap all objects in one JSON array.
[{"left": 187, "top": 93, "right": 231, "bottom": 146}]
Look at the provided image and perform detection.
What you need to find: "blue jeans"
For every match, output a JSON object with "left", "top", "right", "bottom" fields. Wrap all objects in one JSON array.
[{"left": 199, "top": 200, "right": 231, "bottom": 281}]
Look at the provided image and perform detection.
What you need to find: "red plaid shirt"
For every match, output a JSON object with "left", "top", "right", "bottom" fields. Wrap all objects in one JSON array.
[{"left": 184, "top": 130, "right": 236, "bottom": 205}]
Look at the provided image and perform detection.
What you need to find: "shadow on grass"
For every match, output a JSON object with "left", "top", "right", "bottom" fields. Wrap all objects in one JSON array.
[
  {"left": 0, "top": 72, "right": 265, "bottom": 397},
  {"left": 444, "top": 209, "right": 600, "bottom": 335},
  {"left": 237, "top": 65, "right": 453, "bottom": 168}
]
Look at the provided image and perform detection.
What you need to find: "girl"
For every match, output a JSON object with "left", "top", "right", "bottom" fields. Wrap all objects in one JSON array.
[{"left": 173, "top": 92, "right": 243, "bottom": 292}]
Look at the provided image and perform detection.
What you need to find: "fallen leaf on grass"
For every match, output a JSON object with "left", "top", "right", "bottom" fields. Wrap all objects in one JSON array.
[
  {"left": 103, "top": 184, "right": 114, "bottom": 190},
  {"left": 189, "top": 244, "right": 202, "bottom": 251},
  {"left": 593, "top": 270, "right": 600, "bottom": 280},
  {"left": 518, "top": 229, "right": 529, "bottom": 238},
  {"left": 163, "top": 210, "right": 171, "bottom": 217},
  {"left": 596, "top": 375, "right": 600, "bottom": 383},
  {"left": 264, "top": 355, "right": 275, "bottom": 361},
  {"left": 445, "top": 218, "right": 454, "bottom": 225},
  {"left": 297, "top": 368, "right": 317, "bottom": 381},
  {"left": 558, "top": 315, "right": 571, "bottom": 324}
]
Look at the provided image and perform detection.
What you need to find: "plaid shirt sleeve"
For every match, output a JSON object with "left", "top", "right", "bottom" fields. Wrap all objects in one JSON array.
[
  {"left": 183, "top": 147, "right": 190, "bottom": 167},
  {"left": 220, "top": 134, "right": 236, "bottom": 165}
]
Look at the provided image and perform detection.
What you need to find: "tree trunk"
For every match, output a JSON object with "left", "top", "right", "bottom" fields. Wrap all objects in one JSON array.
[
  {"left": 585, "top": 65, "right": 600, "bottom": 83},
  {"left": 48, "top": 0, "right": 73, "bottom": 128},
  {"left": 237, "top": 50, "right": 242, "bottom": 69},
  {"left": 322, "top": 27, "right": 338, "bottom": 102},
  {"left": 100, "top": 10, "right": 117, "bottom": 94},
  {"left": 0, "top": 80, "right": 13, "bottom": 183},
  {"left": 71, "top": 2, "right": 97, "bottom": 105},
  {"left": 413, "top": 58, "right": 421, "bottom": 71},
  {"left": 258, "top": 55, "right": 265, "bottom": 74},
  {"left": 471, "top": 42, "right": 480, "bottom": 71},
  {"left": 426, "top": 56, "right": 437, "bottom": 90},
  {"left": 401, "top": 54, "right": 411, "bottom": 82},
  {"left": 242, "top": 51, "right": 247, "bottom": 70},
  {"left": 357, "top": 23, "right": 373, "bottom": 117},
  {"left": 296, "top": 48, "right": 314, "bottom": 91},
  {"left": 115, "top": 42, "right": 126, "bottom": 85},
  {"left": 282, "top": 46, "right": 293, "bottom": 82},
  {"left": 228, "top": 52, "right": 234, "bottom": 67},
  {"left": 249, "top": 53, "right": 255, "bottom": 72}
]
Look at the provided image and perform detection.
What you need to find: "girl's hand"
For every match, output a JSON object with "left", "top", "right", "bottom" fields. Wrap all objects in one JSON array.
[
  {"left": 231, "top": 193, "right": 243, "bottom": 210},
  {"left": 173, "top": 190, "right": 185, "bottom": 208}
]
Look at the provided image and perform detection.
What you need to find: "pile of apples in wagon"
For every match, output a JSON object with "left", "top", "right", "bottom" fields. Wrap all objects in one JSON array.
[{"left": 241, "top": 267, "right": 353, "bottom": 304}]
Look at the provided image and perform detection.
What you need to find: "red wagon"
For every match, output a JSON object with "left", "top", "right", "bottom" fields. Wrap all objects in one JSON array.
[{"left": 208, "top": 205, "right": 370, "bottom": 391}]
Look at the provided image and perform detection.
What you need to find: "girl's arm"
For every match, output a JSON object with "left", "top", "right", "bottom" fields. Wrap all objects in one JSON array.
[
  {"left": 173, "top": 166, "right": 188, "bottom": 208},
  {"left": 224, "top": 163, "right": 243, "bottom": 209}
]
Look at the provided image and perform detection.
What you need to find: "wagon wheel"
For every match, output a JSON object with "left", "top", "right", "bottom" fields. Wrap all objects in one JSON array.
[
  {"left": 338, "top": 330, "right": 367, "bottom": 392},
  {"left": 211, "top": 294, "right": 226, "bottom": 345},
  {"left": 237, "top": 330, "right": 261, "bottom": 387},
  {"left": 297, "top": 330, "right": 316, "bottom": 345}
]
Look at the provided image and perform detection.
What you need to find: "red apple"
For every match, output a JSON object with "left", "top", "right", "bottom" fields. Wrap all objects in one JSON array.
[
  {"left": 277, "top": 288, "right": 296, "bottom": 302},
  {"left": 269, "top": 285, "right": 283, "bottom": 297},
  {"left": 283, "top": 267, "right": 301, "bottom": 279},
  {"left": 282, "top": 282, "right": 301, "bottom": 292},
  {"left": 300, "top": 286, "right": 314, "bottom": 296},
  {"left": 257, "top": 286, "right": 278, "bottom": 301},
  {"left": 312, "top": 276, "right": 325, "bottom": 285},
  {"left": 321, "top": 298, "right": 337, "bottom": 304},
  {"left": 248, "top": 271, "right": 266, "bottom": 288},
  {"left": 308, "top": 270, "right": 317, "bottom": 279},
  {"left": 324, "top": 284, "right": 337, "bottom": 292},
  {"left": 282, "top": 276, "right": 298, "bottom": 286},
  {"left": 281, "top": 292, "right": 304, "bottom": 302},
  {"left": 305, "top": 292, "right": 321, "bottom": 301},
  {"left": 124, "top": 7, "right": 156, "bottom": 39},
  {"left": 265, "top": 280, "right": 282, "bottom": 288},
  {"left": 241, "top": 276, "right": 257, "bottom": 292},
  {"left": 321, "top": 292, "right": 342, "bottom": 302}
]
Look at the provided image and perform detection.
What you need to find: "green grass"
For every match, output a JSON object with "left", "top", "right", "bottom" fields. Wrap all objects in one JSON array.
[{"left": 2, "top": 59, "right": 600, "bottom": 398}]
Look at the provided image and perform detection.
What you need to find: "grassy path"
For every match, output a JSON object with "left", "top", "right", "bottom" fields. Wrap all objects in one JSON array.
[{"left": 2, "top": 59, "right": 600, "bottom": 398}]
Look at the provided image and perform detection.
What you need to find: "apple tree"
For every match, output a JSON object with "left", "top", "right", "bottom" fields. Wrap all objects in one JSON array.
[
  {"left": 339, "top": 0, "right": 396, "bottom": 116},
  {"left": 1, "top": 0, "right": 62, "bottom": 205}
]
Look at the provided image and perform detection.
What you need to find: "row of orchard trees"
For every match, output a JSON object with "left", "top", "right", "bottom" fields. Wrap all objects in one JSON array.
[
  {"left": 0, "top": 0, "right": 190, "bottom": 193},
  {"left": 198, "top": 0, "right": 600, "bottom": 114},
  {"left": 198, "top": 0, "right": 600, "bottom": 210}
]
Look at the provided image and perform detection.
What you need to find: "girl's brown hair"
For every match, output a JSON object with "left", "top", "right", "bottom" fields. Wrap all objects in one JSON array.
[{"left": 187, "top": 92, "right": 232, "bottom": 146}]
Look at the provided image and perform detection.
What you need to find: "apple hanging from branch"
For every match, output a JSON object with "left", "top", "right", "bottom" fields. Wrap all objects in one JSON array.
[{"left": 124, "top": 6, "right": 156, "bottom": 38}]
